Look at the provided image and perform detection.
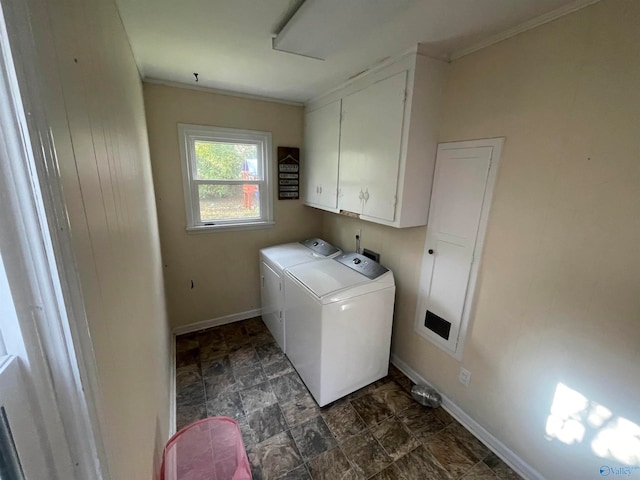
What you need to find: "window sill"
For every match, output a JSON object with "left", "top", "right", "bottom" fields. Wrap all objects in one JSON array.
[{"left": 186, "top": 221, "right": 275, "bottom": 234}]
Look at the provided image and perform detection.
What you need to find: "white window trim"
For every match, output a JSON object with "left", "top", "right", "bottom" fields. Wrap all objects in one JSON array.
[{"left": 178, "top": 124, "right": 274, "bottom": 232}]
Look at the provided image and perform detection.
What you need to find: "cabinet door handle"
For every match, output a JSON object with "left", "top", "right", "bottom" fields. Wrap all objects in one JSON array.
[
  {"left": 358, "top": 190, "right": 364, "bottom": 200},
  {"left": 364, "top": 189, "right": 370, "bottom": 201},
  {"left": 319, "top": 185, "right": 322, "bottom": 194}
]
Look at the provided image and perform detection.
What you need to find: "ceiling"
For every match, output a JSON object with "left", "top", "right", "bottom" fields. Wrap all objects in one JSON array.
[{"left": 116, "top": 0, "right": 591, "bottom": 103}]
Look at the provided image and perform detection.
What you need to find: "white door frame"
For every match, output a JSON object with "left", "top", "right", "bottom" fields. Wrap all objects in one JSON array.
[
  {"left": 0, "top": 355, "right": 52, "bottom": 479},
  {"left": 415, "top": 137, "right": 504, "bottom": 361},
  {"left": 0, "top": 0, "right": 109, "bottom": 477}
]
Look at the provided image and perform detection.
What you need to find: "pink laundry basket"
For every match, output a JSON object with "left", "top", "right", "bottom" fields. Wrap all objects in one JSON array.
[{"left": 161, "top": 417, "right": 252, "bottom": 480}]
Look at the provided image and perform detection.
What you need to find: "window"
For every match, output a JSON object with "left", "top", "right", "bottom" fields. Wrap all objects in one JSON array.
[{"left": 178, "top": 124, "right": 274, "bottom": 231}]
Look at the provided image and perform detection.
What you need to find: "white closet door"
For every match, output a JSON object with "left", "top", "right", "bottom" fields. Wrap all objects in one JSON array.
[
  {"left": 304, "top": 100, "right": 341, "bottom": 209},
  {"left": 416, "top": 144, "right": 494, "bottom": 354},
  {"left": 339, "top": 72, "right": 406, "bottom": 217}
]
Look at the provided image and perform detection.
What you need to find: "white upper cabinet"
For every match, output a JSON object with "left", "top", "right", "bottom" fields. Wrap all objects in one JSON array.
[
  {"left": 304, "top": 52, "right": 448, "bottom": 228},
  {"left": 340, "top": 71, "right": 406, "bottom": 222},
  {"left": 303, "top": 100, "right": 341, "bottom": 210}
]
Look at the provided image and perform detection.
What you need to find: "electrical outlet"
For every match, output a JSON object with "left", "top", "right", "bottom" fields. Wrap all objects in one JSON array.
[{"left": 459, "top": 367, "right": 471, "bottom": 387}]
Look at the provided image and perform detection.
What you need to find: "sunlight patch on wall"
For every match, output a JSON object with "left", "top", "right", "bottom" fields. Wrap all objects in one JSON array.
[
  {"left": 545, "top": 382, "right": 590, "bottom": 444},
  {"left": 545, "top": 382, "right": 640, "bottom": 466},
  {"left": 592, "top": 417, "right": 640, "bottom": 466}
]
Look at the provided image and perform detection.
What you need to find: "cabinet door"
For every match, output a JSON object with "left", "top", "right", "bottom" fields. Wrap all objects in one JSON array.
[
  {"left": 304, "top": 100, "right": 341, "bottom": 209},
  {"left": 361, "top": 72, "right": 407, "bottom": 221},
  {"left": 338, "top": 90, "right": 366, "bottom": 214},
  {"left": 339, "top": 72, "right": 407, "bottom": 219}
]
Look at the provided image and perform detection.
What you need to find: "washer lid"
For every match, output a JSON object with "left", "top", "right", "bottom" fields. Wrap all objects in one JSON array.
[
  {"left": 261, "top": 243, "right": 317, "bottom": 271},
  {"left": 286, "top": 258, "right": 394, "bottom": 300},
  {"left": 260, "top": 238, "right": 340, "bottom": 271}
]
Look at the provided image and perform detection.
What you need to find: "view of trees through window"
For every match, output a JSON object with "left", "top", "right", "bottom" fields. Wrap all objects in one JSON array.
[{"left": 195, "top": 140, "right": 261, "bottom": 221}]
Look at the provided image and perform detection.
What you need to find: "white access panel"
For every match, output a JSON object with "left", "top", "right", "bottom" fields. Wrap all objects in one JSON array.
[
  {"left": 415, "top": 139, "right": 503, "bottom": 358},
  {"left": 428, "top": 146, "right": 492, "bottom": 324}
]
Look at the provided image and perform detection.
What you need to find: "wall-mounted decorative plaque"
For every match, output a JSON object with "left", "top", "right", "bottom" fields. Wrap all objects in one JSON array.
[{"left": 277, "top": 147, "right": 299, "bottom": 200}]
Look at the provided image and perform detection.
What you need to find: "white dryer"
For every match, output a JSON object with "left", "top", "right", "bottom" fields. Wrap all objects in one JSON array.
[
  {"left": 259, "top": 238, "right": 341, "bottom": 352},
  {"left": 284, "top": 253, "right": 395, "bottom": 406}
]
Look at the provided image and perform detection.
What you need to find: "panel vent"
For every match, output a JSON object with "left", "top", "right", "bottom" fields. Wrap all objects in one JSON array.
[{"left": 424, "top": 310, "right": 451, "bottom": 340}]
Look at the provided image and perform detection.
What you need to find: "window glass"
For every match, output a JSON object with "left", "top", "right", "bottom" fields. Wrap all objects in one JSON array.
[
  {"left": 194, "top": 141, "right": 259, "bottom": 181},
  {"left": 178, "top": 124, "right": 273, "bottom": 231},
  {"left": 198, "top": 184, "right": 261, "bottom": 221}
]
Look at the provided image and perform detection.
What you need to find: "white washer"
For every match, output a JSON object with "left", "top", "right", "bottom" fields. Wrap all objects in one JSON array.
[
  {"left": 259, "top": 238, "right": 341, "bottom": 352},
  {"left": 284, "top": 253, "right": 396, "bottom": 406}
]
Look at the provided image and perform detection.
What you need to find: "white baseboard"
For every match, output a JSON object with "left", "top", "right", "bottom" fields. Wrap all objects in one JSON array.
[
  {"left": 390, "top": 354, "right": 544, "bottom": 480},
  {"left": 172, "top": 308, "right": 262, "bottom": 336}
]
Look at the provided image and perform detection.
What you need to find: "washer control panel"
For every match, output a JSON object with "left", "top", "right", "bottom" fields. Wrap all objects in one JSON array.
[
  {"left": 300, "top": 238, "right": 340, "bottom": 257},
  {"left": 334, "top": 252, "right": 389, "bottom": 279}
]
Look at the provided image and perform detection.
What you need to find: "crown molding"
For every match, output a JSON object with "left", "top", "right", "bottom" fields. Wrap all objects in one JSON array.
[
  {"left": 450, "top": 0, "right": 601, "bottom": 60},
  {"left": 143, "top": 78, "right": 304, "bottom": 107}
]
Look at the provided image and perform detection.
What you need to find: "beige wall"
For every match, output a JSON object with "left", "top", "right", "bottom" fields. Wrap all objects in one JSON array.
[
  {"left": 143, "top": 84, "right": 323, "bottom": 328},
  {"left": 34, "top": 0, "right": 171, "bottom": 477},
  {"left": 324, "top": 1, "right": 640, "bottom": 478}
]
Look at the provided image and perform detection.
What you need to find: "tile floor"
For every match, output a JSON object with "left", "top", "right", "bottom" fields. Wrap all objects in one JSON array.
[{"left": 175, "top": 317, "right": 522, "bottom": 480}]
